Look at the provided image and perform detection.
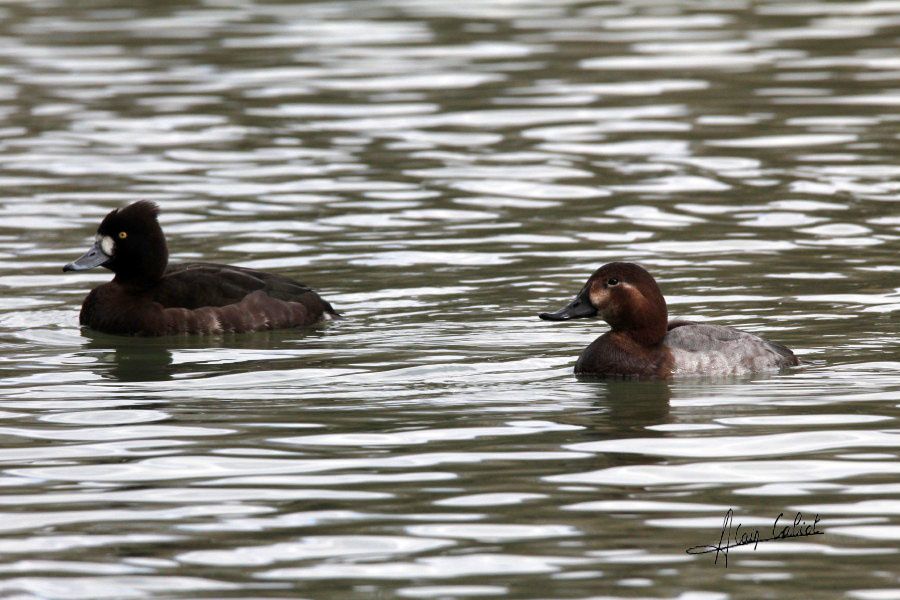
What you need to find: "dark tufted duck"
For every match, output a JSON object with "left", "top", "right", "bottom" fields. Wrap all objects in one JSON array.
[
  {"left": 539, "top": 262, "right": 798, "bottom": 378},
  {"left": 64, "top": 201, "right": 338, "bottom": 336}
]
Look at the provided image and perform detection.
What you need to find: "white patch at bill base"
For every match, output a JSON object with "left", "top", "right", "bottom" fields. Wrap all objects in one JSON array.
[{"left": 100, "top": 235, "right": 114, "bottom": 256}]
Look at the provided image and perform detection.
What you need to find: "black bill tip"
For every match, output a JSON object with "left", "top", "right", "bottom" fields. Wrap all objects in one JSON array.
[
  {"left": 538, "top": 295, "right": 597, "bottom": 321},
  {"left": 539, "top": 311, "right": 564, "bottom": 321}
]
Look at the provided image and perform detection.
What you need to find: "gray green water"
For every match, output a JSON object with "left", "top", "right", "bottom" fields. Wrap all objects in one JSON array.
[{"left": 0, "top": 1, "right": 899, "bottom": 598}]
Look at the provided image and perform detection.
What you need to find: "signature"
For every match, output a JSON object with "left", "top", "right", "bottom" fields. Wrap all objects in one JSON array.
[{"left": 686, "top": 508, "right": 823, "bottom": 567}]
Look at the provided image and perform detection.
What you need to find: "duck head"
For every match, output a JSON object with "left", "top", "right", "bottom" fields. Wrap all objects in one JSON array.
[
  {"left": 64, "top": 201, "right": 169, "bottom": 285},
  {"left": 539, "top": 262, "right": 668, "bottom": 346}
]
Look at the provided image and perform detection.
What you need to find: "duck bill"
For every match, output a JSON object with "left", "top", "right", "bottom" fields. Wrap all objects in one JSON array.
[
  {"left": 63, "top": 241, "right": 109, "bottom": 272},
  {"left": 539, "top": 288, "right": 597, "bottom": 321}
]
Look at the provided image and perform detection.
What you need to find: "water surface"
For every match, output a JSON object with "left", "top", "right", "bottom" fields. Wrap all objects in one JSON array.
[{"left": 0, "top": 1, "right": 899, "bottom": 598}]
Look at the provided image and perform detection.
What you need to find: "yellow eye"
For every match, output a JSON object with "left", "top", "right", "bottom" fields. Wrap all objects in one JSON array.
[{"left": 118, "top": 231, "right": 128, "bottom": 239}]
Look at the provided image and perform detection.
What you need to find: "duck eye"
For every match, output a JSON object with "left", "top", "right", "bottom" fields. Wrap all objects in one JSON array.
[
  {"left": 607, "top": 277, "right": 619, "bottom": 286},
  {"left": 118, "top": 231, "right": 127, "bottom": 239}
]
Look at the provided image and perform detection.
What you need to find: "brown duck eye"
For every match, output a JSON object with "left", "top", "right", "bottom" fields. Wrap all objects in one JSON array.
[
  {"left": 118, "top": 231, "right": 127, "bottom": 239},
  {"left": 607, "top": 277, "right": 619, "bottom": 286}
]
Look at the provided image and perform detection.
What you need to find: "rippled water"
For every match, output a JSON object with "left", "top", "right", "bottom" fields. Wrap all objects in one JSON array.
[{"left": 1, "top": 0, "right": 899, "bottom": 598}]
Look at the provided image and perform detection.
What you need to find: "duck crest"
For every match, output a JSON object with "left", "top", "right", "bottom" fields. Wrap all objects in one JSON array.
[{"left": 101, "top": 200, "right": 169, "bottom": 285}]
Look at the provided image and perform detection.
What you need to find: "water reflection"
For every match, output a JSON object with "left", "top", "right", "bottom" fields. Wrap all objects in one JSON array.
[
  {"left": 578, "top": 378, "right": 673, "bottom": 435},
  {"left": 82, "top": 333, "right": 175, "bottom": 382},
  {"left": 80, "top": 325, "right": 341, "bottom": 382}
]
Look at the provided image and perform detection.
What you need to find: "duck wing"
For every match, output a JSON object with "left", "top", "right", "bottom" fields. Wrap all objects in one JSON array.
[
  {"left": 154, "top": 262, "right": 337, "bottom": 316},
  {"left": 664, "top": 321, "right": 798, "bottom": 374}
]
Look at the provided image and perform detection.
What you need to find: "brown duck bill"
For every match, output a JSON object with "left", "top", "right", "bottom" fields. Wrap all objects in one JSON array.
[
  {"left": 538, "top": 288, "right": 598, "bottom": 321},
  {"left": 63, "top": 241, "right": 109, "bottom": 272}
]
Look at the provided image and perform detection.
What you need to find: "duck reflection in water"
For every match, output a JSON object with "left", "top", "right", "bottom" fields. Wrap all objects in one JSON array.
[
  {"left": 82, "top": 331, "right": 176, "bottom": 382},
  {"left": 569, "top": 378, "right": 672, "bottom": 434},
  {"left": 82, "top": 329, "right": 330, "bottom": 382}
]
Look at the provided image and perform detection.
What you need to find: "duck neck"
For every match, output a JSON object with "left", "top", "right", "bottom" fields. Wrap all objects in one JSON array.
[
  {"left": 618, "top": 317, "right": 668, "bottom": 347},
  {"left": 610, "top": 297, "right": 668, "bottom": 348},
  {"left": 113, "top": 237, "right": 168, "bottom": 289}
]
